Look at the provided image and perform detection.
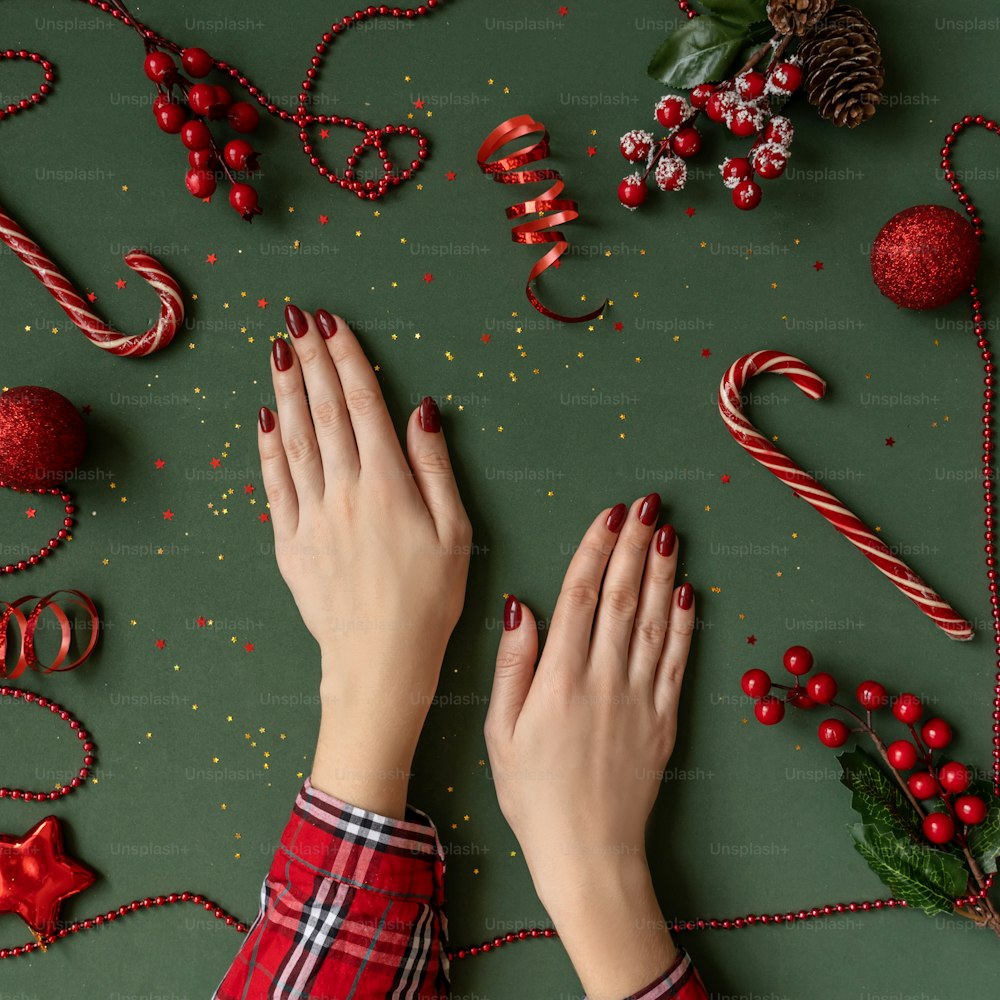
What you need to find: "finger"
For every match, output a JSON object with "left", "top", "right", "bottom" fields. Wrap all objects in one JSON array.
[
  {"left": 590, "top": 493, "right": 661, "bottom": 669},
  {"left": 320, "top": 311, "right": 407, "bottom": 474},
  {"left": 484, "top": 596, "right": 539, "bottom": 745},
  {"left": 629, "top": 524, "right": 678, "bottom": 686},
  {"left": 405, "top": 398, "right": 470, "bottom": 541},
  {"left": 545, "top": 504, "right": 626, "bottom": 670},
  {"left": 654, "top": 583, "right": 695, "bottom": 720},
  {"left": 271, "top": 333, "right": 324, "bottom": 501},
  {"left": 284, "top": 304, "right": 358, "bottom": 481},
  {"left": 257, "top": 405, "right": 298, "bottom": 533}
]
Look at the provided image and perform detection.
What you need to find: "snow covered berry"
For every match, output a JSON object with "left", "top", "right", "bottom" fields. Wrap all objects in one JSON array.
[
  {"left": 618, "top": 173, "right": 648, "bottom": 210},
  {"left": 752, "top": 143, "right": 789, "bottom": 180},
  {"left": 654, "top": 95, "right": 692, "bottom": 129},
  {"left": 654, "top": 155, "right": 687, "bottom": 191},
  {"left": 620, "top": 129, "right": 654, "bottom": 163},
  {"left": 720, "top": 156, "right": 752, "bottom": 190}
]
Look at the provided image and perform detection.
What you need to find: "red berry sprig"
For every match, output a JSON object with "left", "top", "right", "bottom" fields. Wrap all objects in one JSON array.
[
  {"left": 742, "top": 646, "right": 1000, "bottom": 934},
  {"left": 619, "top": 34, "right": 801, "bottom": 211}
]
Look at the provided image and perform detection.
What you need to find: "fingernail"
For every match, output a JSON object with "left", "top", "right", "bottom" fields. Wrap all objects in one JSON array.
[
  {"left": 678, "top": 582, "right": 693, "bottom": 610},
  {"left": 657, "top": 524, "right": 676, "bottom": 557},
  {"left": 285, "top": 303, "right": 308, "bottom": 338},
  {"left": 606, "top": 503, "right": 627, "bottom": 533},
  {"left": 504, "top": 594, "right": 521, "bottom": 631},
  {"left": 258, "top": 406, "right": 275, "bottom": 433},
  {"left": 273, "top": 337, "right": 293, "bottom": 371},
  {"left": 638, "top": 492, "right": 661, "bottom": 526},
  {"left": 419, "top": 395, "right": 441, "bottom": 433},
  {"left": 316, "top": 309, "right": 338, "bottom": 340}
]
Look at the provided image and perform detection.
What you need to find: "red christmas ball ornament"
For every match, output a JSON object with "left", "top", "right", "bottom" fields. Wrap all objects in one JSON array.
[
  {"left": 892, "top": 692, "right": 923, "bottom": 724},
  {"left": 783, "top": 645, "right": 813, "bottom": 676},
  {"left": 185, "top": 168, "right": 217, "bottom": 199},
  {"left": 806, "top": 672, "right": 837, "bottom": 705},
  {"left": 618, "top": 173, "right": 648, "bottom": 211},
  {"left": 938, "top": 761, "right": 970, "bottom": 793},
  {"left": 671, "top": 126, "right": 701, "bottom": 159},
  {"left": 954, "top": 795, "right": 988, "bottom": 825},
  {"left": 741, "top": 668, "right": 771, "bottom": 698},
  {"left": 886, "top": 740, "right": 918, "bottom": 771},
  {"left": 143, "top": 51, "right": 175, "bottom": 84},
  {"left": 871, "top": 204, "right": 980, "bottom": 310},
  {"left": 907, "top": 772, "right": 939, "bottom": 799},
  {"left": 922, "top": 812, "right": 955, "bottom": 845},
  {"left": 920, "top": 717, "right": 953, "bottom": 750},
  {"left": 180, "top": 46, "right": 214, "bottom": 78},
  {"left": 755, "top": 696, "right": 785, "bottom": 725},
  {"left": 620, "top": 129, "right": 654, "bottom": 163},
  {"left": 818, "top": 718, "right": 850, "bottom": 748},
  {"left": 0, "top": 386, "right": 86, "bottom": 489},
  {"left": 856, "top": 680, "right": 888, "bottom": 710},
  {"left": 228, "top": 101, "right": 260, "bottom": 133}
]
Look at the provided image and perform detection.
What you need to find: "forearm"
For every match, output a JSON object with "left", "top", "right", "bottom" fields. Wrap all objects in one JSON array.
[{"left": 537, "top": 857, "right": 678, "bottom": 1000}]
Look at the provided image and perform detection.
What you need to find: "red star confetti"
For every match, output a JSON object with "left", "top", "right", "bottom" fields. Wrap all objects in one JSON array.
[
  {"left": 481, "top": 333, "right": 491, "bottom": 344},
  {"left": 685, "top": 207, "right": 696, "bottom": 218},
  {"left": 163, "top": 509, "right": 174, "bottom": 521},
  {"left": 259, "top": 513, "right": 270, "bottom": 523},
  {"left": 701, "top": 348, "right": 711, "bottom": 358},
  {"left": 115, "top": 278, "right": 127, "bottom": 290},
  {"left": 155, "top": 639, "right": 166, "bottom": 650},
  {"left": 446, "top": 171, "right": 456, "bottom": 181},
  {"left": 86, "top": 291, "right": 97, "bottom": 303},
  {"left": 319, "top": 215, "right": 329, "bottom": 225},
  {"left": 257, "top": 298, "right": 268, "bottom": 309},
  {"left": 154, "top": 459, "right": 165, "bottom": 470},
  {"left": 586, "top": 146, "right": 597, "bottom": 157},
  {"left": 614, "top": 322, "right": 623, "bottom": 332},
  {"left": 746, "top": 635, "right": 757, "bottom": 645},
  {"left": 244, "top": 484, "right": 255, "bottom": 495},
  {"left": 211, "top": 457, "right": 222, "bottom": 469},
  {"left": 197, "top": 616, "right": 207, "bottom": 627},
  {"left": 559, "top": 5, "right": 568, "bottom": 14},
  {"left": 813, "top": 261, "right": 824, "bottom": 271},
  {"left": 885, "top": 437, "right": 895, "bottom": 447},
  {"left": 720, "top": 474, "right": 730, "bottom": 484},
  {"left": 423, "top": 273, "right": 434, "bottom": 283},
  {"left": 25, "top": 508, "right": 36, "bottom": 518},
  {"left": 319, "top": 128, "right": 329, "bottom": 139},
  {"left": 206, "top": 253, "right": 218, "bottom": 265},
  {"left": 244, "top": 642, "right": 255, "bottom": 653},
  {"left": 414, "top": 98, "right": 425, "bottom": 109}
]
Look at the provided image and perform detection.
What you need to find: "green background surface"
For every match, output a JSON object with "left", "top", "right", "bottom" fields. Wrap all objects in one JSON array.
[{"left": 2, "top": 1, "right": 999, "bottom": 997}]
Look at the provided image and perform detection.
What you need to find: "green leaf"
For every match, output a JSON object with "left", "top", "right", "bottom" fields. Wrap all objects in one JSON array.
[
  {"left": 839, "top": 748, "right": 922, "bottom": 841},
  {"left": 699, "top": 0, "right": 769, "bottom": 26},
  {"left": 967, "top": 790, "right": 1000, "bottom": 875},
  {"left": 647, "top": 14, "right": 750, "bottom": 88},
  {"left": 849, "top": 823, "right": 969, "bottom": 916}
]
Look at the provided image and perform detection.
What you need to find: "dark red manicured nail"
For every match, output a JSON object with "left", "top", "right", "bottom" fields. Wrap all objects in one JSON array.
[
  {"left": 657, "top": 524, "right": 676, "bottom": 557},
  {"left": 285, "top": 303, "right": 308, "bottom": 338},
  {"left": 419, "top": 396, "right": 441, "bottom": 433},
  {"left": 606, "top": 503, "right": 627, "bottom": 533},
  {"left": 638, "top": 492, "right": 661, "bottom": 526},
  {"left": 678, "top": 582, "right": 693, "bottom": 610},
  {"left": 316, "top": 309, "right": 338, "bottom": 339},
  {"left": 504, "top": 594, "right": 521, "bottom": 631},
  {"left": 258, "top": 406, "right": 275, "bottom": 433},
  {"left": 273, "top": 337, "right": 293, "bottom": 371}
]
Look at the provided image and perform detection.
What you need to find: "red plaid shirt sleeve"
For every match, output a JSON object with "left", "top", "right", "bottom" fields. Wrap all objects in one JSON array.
[
  {"left": 213, "top": 779, "right": 449, "bottom": 1000},
  {"left": 214, "top": 780, "right": 707, "bottom": 1000}
]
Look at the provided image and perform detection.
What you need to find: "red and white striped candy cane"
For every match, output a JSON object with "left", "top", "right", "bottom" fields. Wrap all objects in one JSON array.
[
  {"left": 719, "top": 350, "right": 973, "bottom": 641},
  {"left": 0, "top": 203, "right": 182, "bottom": 358}
]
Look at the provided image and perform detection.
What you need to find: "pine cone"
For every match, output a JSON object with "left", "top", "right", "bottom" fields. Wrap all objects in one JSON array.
[
  {"left": 767, "top": 0, "right": 835, "bottom": 36},
  {"left": 798, "top": 5, "right": 884, "bottom": 128}
]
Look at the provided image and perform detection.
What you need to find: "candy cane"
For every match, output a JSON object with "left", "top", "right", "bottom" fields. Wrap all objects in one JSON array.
[
  {"left": 0, "top": 204, "right": 182, "bottom": 357},
  {"left": 719, "top": 350, "right": 972, "bottom": 641}
]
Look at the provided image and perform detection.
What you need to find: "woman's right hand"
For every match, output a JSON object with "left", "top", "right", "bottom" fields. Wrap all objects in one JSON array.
[{"left": 485, "top": 495, "right": 696, "bottom": 1000}]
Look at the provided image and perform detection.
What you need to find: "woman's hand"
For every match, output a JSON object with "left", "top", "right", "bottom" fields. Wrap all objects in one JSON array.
[
  {"left": 258, "top": 304, "right": 472, "bottom": 818},
  {"left": 485, "top": 496, "right": 695, "bottom": 1000}
]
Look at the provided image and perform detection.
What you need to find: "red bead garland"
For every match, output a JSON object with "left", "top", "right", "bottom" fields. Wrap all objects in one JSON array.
[{"left": 0, "top": 482, "right": 74, "bottom": 575}]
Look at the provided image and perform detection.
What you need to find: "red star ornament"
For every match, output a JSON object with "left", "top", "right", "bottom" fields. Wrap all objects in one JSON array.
[{"left": 0, "top": 815, "right": 96, "bottom": 937}]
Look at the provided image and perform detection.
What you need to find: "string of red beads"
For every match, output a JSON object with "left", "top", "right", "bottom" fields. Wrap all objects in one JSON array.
[
  {"left": 0, "top": 482, "right": 74, "bottom": 575},
  {"left": 0, "top": 688, "right": 93, "bottom": 800}
]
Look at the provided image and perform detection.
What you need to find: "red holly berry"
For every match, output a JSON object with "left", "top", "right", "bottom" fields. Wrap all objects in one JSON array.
[
  {"left": 954, "top": 795, "right": 988, "bottom": 825},
  {"left": 618, "top": 173, "right": 648, "bottom": 210},
  {"left": 620, "top": 129, "right": 654, "bottom": 163},
  {"left": 671, "top": 127, "right": 701, "bottom": 159},
  {"left": 907, "top": 772, "right": 939, "bottom": 799},
  {"left": 856, "top": 680, "right": 888, "bottom": 710},
  {"left": 752, "top": 144, "right": 789, "bottom": 180},
  {"left": 143, "top": 51, "right": 176, "bottom": 84},
  {"left": 806, "top": 672, "right": 837, "bottom": 705},
  {"left": 732, "top": 180, "right": 762, "bottom": 210},
  {"left": 892, "top": 693, "right": 923, "bottom": 724},
  {"left": 214, "top": 86, "right": 234, "bottom": 110},
  {"left": 228, "top": 101, "right": 260, "bottom": 133},
  {"left": 153, "top": 97, "right": 187, "bottom": 135},
  {"left": 920, "top": 718, "right": 952, "bottom": 750},
  {"left": 184, "top": 168, "right": 217, "bottom": 199},
  {"left": 728, "top": 105, "right": 761, "bottom": 138},
  {"left": 654, "top": 95, "right": 692, "bottom": 129},
  {"left": 938, "top": 761, "right": 970, "bottom": 793},
  {"left": 689, "top": 83, "right": 715, "bottom": 109},
  {"left": 764, "top": 115, "right": 795, "bottom": 147},
  {"left": 180, "top": 120, "right": 213, "bottom": 152},
  {"left": 741, "top": 668, "right": 771, "bottom": 698},
  {"left": 818, "top": 719, "right": 849, "bottom": 748},
  {"left": 188, "top": 148, "right": 217, "bottom": 170},
  {"left": 755, "top": 696, "right": 785, "bottom": 726},
  {"left": 229, "top": 183, "right": 262, "bottom": 221},
  {"left": 886, "top": 740, "right": 918, "bottom": 771},
  {"left": 188, "top": 84, "right": 225, "bottom": 119},
  {"left": 181, "top": 47, "right": 214, "bottom": 78},
  {"left": 654, "top": 155, "right": 687, "bottom": 192},
  {"left": 735, "top": 71, "right": 766, "bottom": 100},
  {"left": 922, "top": 812, "right": 955, "bottom": 845},
  {"left": 720, "top": 156, "right": 752, "bottom": 190},
  {"left": 223, "top": 140, "right": 260, "bottom": 172},
  {"left": 783, "top": 645, "right": 813, "bottom": 676},
  {"left": 768, "top": 61, "right": 804, "bottom": 95},
  {"left": 788, "top": 687, "right": 817, "bottom": 710},
  {"left": 705, "top": 91, "right": 734, "bottom": 123}
]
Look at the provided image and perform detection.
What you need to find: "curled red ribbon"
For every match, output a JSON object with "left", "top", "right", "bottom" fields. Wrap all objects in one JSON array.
[
  {"left": 0, "top": 591, "right": 100, "bottom": 678},
  {"left": 477, "top": 115, "right": 608, "bottom": 323}
]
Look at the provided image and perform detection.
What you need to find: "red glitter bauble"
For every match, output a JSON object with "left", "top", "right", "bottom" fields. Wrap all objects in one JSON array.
[
  {"left": 0, "top": 387, "right": 86, "bottom": 489},
  {"left": 871, "top": 204, "right": 980, "bottom": 310}
]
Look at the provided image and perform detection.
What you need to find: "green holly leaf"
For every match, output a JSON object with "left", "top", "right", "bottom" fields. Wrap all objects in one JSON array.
[
  {"left": 966, "top": 788, "right": 1000, "bottom": 875},
  {"left": 698, "top": 0, "right": 769, "bottom": 26},
  {"left": 839, "top": 747, "right": 922, "bottom": 841},
  {"left": 647, "top": 14, "right": 750, "bottom": 87},
  {"left": 849, "top": 822, "right": 969, "bottom": 916}
]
